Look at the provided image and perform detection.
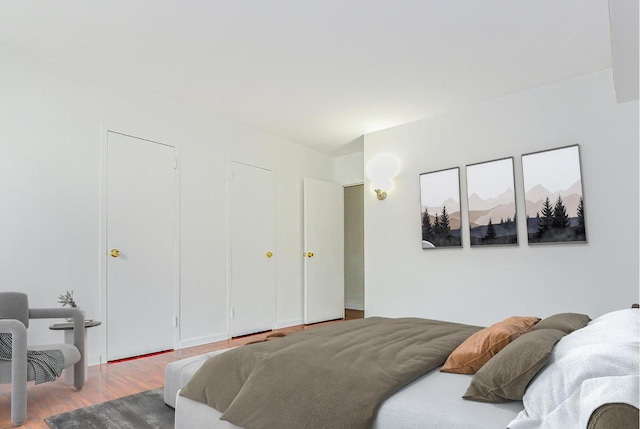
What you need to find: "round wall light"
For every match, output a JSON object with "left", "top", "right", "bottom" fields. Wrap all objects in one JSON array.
[{"left": 365, "top": 155, "right": 400, "bottom": 201}]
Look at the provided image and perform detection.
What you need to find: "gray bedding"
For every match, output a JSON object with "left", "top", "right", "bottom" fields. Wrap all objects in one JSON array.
[{"left": 179, "top": 317, "right": 481, "bottom": 429}]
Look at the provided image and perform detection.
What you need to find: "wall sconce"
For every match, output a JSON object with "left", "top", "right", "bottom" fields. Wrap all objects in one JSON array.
[
  {"left": 366, "top": 155, "right": 400, "bottom": 201},
  {"left": 375, "top": 188, "right": 388, "bottom": 201}
]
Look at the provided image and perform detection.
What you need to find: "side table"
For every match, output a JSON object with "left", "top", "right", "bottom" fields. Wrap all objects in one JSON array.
[{"left": 49, "top": 320, "right": 101, "bottom": 384}]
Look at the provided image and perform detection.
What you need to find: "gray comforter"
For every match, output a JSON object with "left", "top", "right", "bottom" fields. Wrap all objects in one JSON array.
[{"left": 180, "top": 317, "right": 481, "bottom": 429}]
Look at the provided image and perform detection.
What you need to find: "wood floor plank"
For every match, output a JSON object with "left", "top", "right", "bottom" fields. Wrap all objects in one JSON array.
[{"left": 0, "top": 315, "right": 362, "bottom": 428}]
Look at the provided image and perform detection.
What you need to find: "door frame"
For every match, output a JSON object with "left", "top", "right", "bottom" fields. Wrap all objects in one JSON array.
[
  {"left": 99, "top": 127, "right": 181, "bottom": 363},
  {"left": 342, "top": 182, "right": 365, "bottom": 312},
  {"left": 226, "top": 159, "right": 277, "bottom": 338}
]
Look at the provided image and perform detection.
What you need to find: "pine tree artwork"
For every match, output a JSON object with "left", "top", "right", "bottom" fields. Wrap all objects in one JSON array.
[
  {"left": 522, "top": 145, "right": 586, "bottom": 244},
  {"left": 421, "top": 208, "right": 433, "bottom": 242},
  {"left": 577, "top": 197, "right": 584, "bottom": 227},
  {"left": 536, "top": 196, "right": 554, "bottom": 236},
  {"left": 576, "top": 197, "right": 586, "bottom": 238},
  {"left": 466, "top": 157, "right": 518, "bottom": 246},
  {"left": 552, "top": 195, "right": 570, "bottom": 228},
  {"left": 440, "top": 206, "right": 451, "bottom": 235},
  {"left": 433, "top": 213, "right": 441, "bottom": 234},
  {"left": 419, "top": 167, "right": 462, "bottom": 249},
  {"left": 484, "top": 218, "right": 497, "bottom": 241}
]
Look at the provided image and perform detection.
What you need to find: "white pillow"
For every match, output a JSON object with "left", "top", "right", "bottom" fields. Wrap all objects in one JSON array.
[
  {"left": 508, "top": 309, "right": 639, "bottom": 429},
  {"left": 554, "top": 308, "right": 638, "bottom": 352}
]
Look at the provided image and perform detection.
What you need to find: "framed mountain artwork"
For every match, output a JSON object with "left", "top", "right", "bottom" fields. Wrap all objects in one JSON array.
[
  {"left": 466, "top": 157, "right": 518, "bottom": 246},
  {"left": 521, "top": 145, "right": 586, "bottom": 244},
  {"left": 419, "top": 167, "right": 462, "bottom": 249}
]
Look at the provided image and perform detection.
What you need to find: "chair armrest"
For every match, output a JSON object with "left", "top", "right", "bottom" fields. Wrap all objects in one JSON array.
[
  {"left": 0, "top": 319, "right": 27, "bottom": 423},
  {"left": 0, "top": 319, "right": 27, "bottom": 357},
  {"left": 29, "top": 308, "right": 85, "bottom": 388},
  {"left": 29, "top": 307, "right": 83, "bottom": 321}
]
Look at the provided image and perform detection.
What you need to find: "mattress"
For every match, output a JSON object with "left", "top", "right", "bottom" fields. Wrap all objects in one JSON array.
[
  {"left": 164, "top": 348, "right": 233, "bottom": 408},
  {"left": 174, "top": 365, "right": 523, "bottom": 429}
]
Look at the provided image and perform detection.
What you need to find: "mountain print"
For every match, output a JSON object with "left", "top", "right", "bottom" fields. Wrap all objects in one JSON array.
[
  {"left": 468, "top": 189, "right": 514, "bottom": 211},
  {"left": 524, "top": 180, "right": 585, "bottom": 243},
  {"left": 522, "top": 145, "right": 586, "bottom": 244},
  {"left": 420, "top": 167, "right": 462, "bottom": 249},
  {"left": 421, "top": 205, "right": 462, "bottom": 248},
  {"left": 466, "top": 191, "right": 517, "bottom": 245},
  {"left": 524, "top": 180, "right": 582, "bottom": 217},
  {"left": 466, "top": 158, "right": 517, "bottom": 246}
]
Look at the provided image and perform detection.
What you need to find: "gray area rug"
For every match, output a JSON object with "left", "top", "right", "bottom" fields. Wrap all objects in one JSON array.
[{"left": 45, "top": 388, "right": 174, "bottom": 429}]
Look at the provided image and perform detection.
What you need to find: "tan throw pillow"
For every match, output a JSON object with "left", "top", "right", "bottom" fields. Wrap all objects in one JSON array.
[
  {"left": 441, "top": 316, "right": 541, "bottom": 374},
  {"left": 463, "top": 328, "right": 566, "bottom": 402}
]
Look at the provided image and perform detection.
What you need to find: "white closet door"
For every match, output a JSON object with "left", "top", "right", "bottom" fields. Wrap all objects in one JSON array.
[
  {"left": 228, "top": 161, "right": 275, "bottom": 337},
  {"left": 304, "top": 178, "right": 344, "bottom": 324},
  {"left": 106, "top": 132, "right": 177, "bottom": 361}
]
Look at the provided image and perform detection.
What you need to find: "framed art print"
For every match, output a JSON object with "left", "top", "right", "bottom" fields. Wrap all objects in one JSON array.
[
  {"left": 420, "top": 167, "right": 462, "bottom": 249},
  {"left": 466, "top": 157, "right": 518, "bottom": 246},
  {"left": 522, "top": 145, "right": 586, "bottom": 244}
]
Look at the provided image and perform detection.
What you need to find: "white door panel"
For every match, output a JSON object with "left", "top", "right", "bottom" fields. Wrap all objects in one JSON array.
[
  {"left": 106, "top": 132, "right": 176, "bottom": 361},
  {"left": 229, "top": 162, "right": 275, "bottom": 337},
  {"left": 304, "top": 178, "right": 344, "bottom": 324}
]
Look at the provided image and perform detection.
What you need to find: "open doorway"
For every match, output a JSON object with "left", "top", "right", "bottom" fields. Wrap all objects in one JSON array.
[{"left": 344, "top": 184, "right": 364, "bottom": 320}]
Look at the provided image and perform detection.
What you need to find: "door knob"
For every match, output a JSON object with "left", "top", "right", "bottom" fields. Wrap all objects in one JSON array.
[
  {"left": 266, "top": 251, "right": 273, "bottom": 258},
  {"left": 304, "top": 252, "right": 314, "bottom": 258},
  {"left": 110, "top": 249, "right": 121, "bottom": 258}
]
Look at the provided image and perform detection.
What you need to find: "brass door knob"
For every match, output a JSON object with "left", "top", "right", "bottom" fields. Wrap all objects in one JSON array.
[
  {"left": 110, "top": 249, "right": 121, "bottom": 258},
  {"left": 304, "top": 252, "right": 314, "bottom": 258},
  {"left": 266, "top": 251, "right": 273, "bottom": 258}
]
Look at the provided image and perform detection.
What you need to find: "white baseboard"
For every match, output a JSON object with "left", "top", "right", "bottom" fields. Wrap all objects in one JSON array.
[
  {"left": 89, "top": 332, "right": 229, "bottom": 365},
  {"left": 275, "top": 319, "right": 304, "bottom": 329},
  {"left": 179, "top": 332, "right": 228, "bottom": 349},
  {"left": 88, "top": 355, "right": 101, "bottom": 367},
  {"left": 345, "top": 300, "right": 364, "bottom": 311}
]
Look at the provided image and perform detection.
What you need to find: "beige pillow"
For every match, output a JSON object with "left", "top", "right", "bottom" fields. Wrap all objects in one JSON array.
[
  {"left": 531, "top": 313, "right": 590, "bottom": 334},
  {"left": 463, "top": 328, "right": 566, "bottom": 402},
  {"left": 441, "top": 316, "right": 540, "bottom": 374}
]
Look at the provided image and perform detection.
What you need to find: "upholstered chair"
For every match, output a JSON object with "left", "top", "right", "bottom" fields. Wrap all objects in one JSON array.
[{"left": 0, "top": 292, "right": 85, "bottom": 425}]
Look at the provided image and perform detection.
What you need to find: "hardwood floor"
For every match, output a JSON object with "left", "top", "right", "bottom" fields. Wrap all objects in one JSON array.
[
  {"left": 345, "top": 308, "right": 364, "bottom": 320},
  {"left": 0, "top": 313, "right": 362, "bottom": 429}
]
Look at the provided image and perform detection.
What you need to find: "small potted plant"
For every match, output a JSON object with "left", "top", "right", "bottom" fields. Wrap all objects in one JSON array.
[
  {"left": 57, "top": 290, "right": 77, "bottom": 308},
  {"left": 58, "top": 291, "right": 84, "bottom": 321}
]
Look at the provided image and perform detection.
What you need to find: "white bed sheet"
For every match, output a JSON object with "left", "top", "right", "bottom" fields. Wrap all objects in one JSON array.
[
  {"left": 175, "top": 366, "right": 523, "bottom": 429},
  {"left": 374, "top": 369, "right": 523, "bottom": 429}
]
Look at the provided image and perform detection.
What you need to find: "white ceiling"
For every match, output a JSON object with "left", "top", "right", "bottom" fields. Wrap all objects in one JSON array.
[{"left": 0, "top": 1, "right": 614, "bottom": 156}]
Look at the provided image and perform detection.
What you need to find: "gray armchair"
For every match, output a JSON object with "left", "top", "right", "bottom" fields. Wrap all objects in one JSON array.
[{"left": 0, "top": 292, "right": 85, "bottom": 425}]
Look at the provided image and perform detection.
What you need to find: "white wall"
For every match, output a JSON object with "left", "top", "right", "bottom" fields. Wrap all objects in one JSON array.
[
  {"left": 0, "top": 48, "right": 334, "bottom": 364},
  {"left": 335, "top": 149, "right": 364, "bottom": 186},
  {"left": 364, "top": 70, "right": 639, "bottom": 326}
]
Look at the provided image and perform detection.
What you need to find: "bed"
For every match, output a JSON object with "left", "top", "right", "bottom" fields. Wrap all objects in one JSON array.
[{"left": 165, "top": 309, "right": 639, "bottom": 429}]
